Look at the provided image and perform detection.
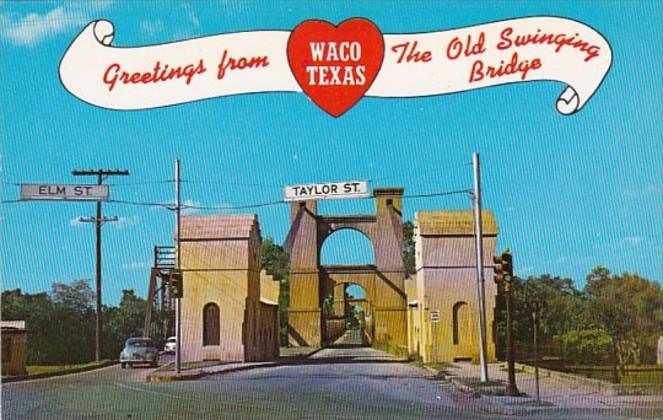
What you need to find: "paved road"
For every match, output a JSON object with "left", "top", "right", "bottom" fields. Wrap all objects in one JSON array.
[
  {"left": 1, "top": 348, "right": 496, "bottom": 419},
  {"left": 3, "top": 348, "right": 655, "bottom": 419},
  {"left": 331, "top": 328, "right": 365, "bottom": 346}
]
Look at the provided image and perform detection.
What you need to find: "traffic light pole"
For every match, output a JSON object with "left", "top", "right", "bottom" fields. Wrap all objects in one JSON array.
[
  {"left": 72, "top": 169, "right": 129, "bottom": 362},
  {"left": 495, "top": 249, "right": 520, "bottom": 396},
  {"left": 472, "top": 152, "right": 489, "bottom": 382},
  {"left": 505, "top": 279, "right": 519, "bottom": 396},
  {"left": 175, "top": 159, "right": 182, "bottom": 374}
]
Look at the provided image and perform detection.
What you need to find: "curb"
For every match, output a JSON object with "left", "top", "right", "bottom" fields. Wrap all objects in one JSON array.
[
  {"left": 417, "top": 364, "right": 478, "bottom": 397},
  {"left": 146, "top": 347, "right": 324, "bottom": 382},
  {"left": 2, "top": 360, "right": 117, "bottom": 383},
  {"left": 147, "top": 370, "right": 204, "bottom": 382}
]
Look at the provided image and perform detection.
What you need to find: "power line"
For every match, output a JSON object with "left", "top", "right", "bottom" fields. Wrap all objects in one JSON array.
[
  {"left": 108, "top": 199, "right": 170, "bottom": 208},
  {"left": 401, "top": 189, "right": 471, "bottom": 199},
  {"left": 3, "top": 187, "right": 471, "bottom": 209},
  {"left": 108, "top": 180, "right": 174, "bottom": 187},
  {"left": 181, "top": 180, "right": 284, "bottom": 189},
  {"left": 184, "top": 200, "right": 285, "bottom": 210}
]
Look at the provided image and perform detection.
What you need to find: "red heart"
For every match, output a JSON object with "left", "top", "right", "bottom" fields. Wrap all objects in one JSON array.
[{"left": 287, "top": 18, "right": 384, "bottom": 117}]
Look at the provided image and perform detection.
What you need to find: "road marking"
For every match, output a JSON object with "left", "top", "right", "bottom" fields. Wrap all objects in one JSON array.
[{"left": 113, "top": 382, "right": 197, "bottom": 401}]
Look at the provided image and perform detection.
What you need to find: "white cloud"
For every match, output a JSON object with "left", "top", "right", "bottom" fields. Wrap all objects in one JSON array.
[
  {"left": 181, "top": 199, "right": 201, "bottom": 215},
  {"left": 139, "top": 19, "right": 165, "bottom": 37},
  {"left": 624, "top": 184, "right": 661, "bottom": 199},
  {"left": 0, "top": 2, "right": 114, "bottom": 46},
  {"left": 113, "top": 215, "right": 141, "bottom": 229},
  {"left": 87, "top": 1, "right": 115, "bottom": 13},
  {"left": 517, "top": 265, "right": 534, "bottom": 275},
  {"left": 0, "top": 7, "right": 86, "bottom": 46},
  {"left": 185, "top": 5, "right": 200, "bottom": 29},
  {"left": 614, "top": 236, "right": 644, "bottom": 248},
  {"left": 122, "top": 261, "right": 151, "bottom": 270},
  {"left": 172, "top": 2, "right": 200, "bottom": 40},
  {"left": 554, "top": 256, "right": 568, "bottom": 265}
]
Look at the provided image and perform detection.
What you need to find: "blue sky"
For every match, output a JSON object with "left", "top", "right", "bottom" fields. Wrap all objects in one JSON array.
[{"left": 1, "top": 1, "right": 661, "bottom": 305}]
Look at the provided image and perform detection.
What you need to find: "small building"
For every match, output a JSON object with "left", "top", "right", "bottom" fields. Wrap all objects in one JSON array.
[
  {"left": 1, "top": 320, "right": 28, "bottom": 376},
  {"left": 178, "top": 214, "right": 279, "bottom": 362},
  {"left": 407, "top": 210, "right": 499, "bottom": 363}
]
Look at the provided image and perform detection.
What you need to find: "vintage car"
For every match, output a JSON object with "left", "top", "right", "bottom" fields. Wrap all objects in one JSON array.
[
  {"left": 120, "top": 337, "right": 159, "bottom": 368},
  {"left": 164, "top": 336, "right": 177, "bottom": 354}
]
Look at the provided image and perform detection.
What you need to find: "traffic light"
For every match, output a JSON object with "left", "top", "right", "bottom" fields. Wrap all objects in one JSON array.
[
  {"left": 169, "top": 269, "right": 183, "bottom": 298},
  {"left": 493, "top": 248, "right": 513, "bottom": 283}
]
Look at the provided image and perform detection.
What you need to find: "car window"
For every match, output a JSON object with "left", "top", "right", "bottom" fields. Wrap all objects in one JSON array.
[{"left": 127, "top": 339, "right": 152, "bottom": 348}]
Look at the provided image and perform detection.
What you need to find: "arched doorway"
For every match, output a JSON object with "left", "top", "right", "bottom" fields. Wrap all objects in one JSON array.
[
  {"left": 321, "top": 282, "right": 373, "bottom": 347},
  {"left": 319, "top": 228, "right": 375, "bottom": 347}
]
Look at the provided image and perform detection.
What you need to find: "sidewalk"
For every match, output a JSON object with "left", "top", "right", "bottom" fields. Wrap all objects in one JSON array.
[{"left": 440, "top": 362, "right": 663, "bottom": 414}]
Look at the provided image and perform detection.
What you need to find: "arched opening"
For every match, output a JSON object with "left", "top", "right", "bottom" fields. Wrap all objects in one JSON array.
[
  {"left": 452, "top": 301, "right": 468, "bottom": 345},
  {"left": 203, "top": 303, "right": 220, "bottom": 346},
  {"left": 322, "top": 282, "right": 372, "bottom": 347},
  {"left": 319, "top": 228, "right": 374, "bottom": 265}
]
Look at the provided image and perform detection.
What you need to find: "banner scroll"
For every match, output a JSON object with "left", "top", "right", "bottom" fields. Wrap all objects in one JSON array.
[{"left": 59, "top": 17, "right": 612, "bottom": 116}]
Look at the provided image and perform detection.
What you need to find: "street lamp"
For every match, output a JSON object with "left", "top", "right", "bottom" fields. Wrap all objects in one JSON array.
[{"left": 528, "top": 297, "right": 545, "bottom": 403}]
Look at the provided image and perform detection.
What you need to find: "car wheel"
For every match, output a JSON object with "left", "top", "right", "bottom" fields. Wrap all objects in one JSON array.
[{"left": 120, "top": 362, "right": 126, "bottom": 369}]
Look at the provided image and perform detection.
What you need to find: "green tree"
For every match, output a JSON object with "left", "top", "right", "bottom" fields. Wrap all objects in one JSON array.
[
  {"left": 260, "top": 238, "right": 290, "bottom": 345},
  {"left": 49, "top": 279, "right": 96, "bottom": 363},
  {"left": 104, "top": 289, "right": 151, "bottom": 358},
  {"left": 501, "top": 274, "right": 592, "bottom": 363},
  {"left": 585, "top": 270, "right": 663, "bottom": 382},
  {"left": 1, "top": 289, "right": 54, "bottom": 364},
  {"left": 51, "top": 279, "right": 95, "bottom": 312},
  {"left": 557, "top": 328, "right": 612, "bottom": 365},
  {"left": 403, "top": 221, "right": 416, "bottom": 276}
]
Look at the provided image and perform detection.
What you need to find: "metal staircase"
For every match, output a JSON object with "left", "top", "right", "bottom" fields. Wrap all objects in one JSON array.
[{"left": 143, "top": 246, "right": 176, "bottom": 338}]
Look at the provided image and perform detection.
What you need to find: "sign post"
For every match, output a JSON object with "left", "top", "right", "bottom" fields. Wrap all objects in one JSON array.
[
  {"left": 284, "top": 180, "right": 369, "bottom": 202},
  {"left": 20, "top": 184, "right": 109, "bottom": 201},
  {"left": 430, "top": 310, "right": 440, "bottom": 361}
]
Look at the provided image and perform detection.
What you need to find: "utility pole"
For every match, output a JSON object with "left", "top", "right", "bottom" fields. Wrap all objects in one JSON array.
[
  {"left": 175, "top": 159, "right": 182, "bottom": 374},
  {"left": 72, "top": 169, "right": 129, "bottom": 362},
  {"left": 472, "top": 152, "right": 489, "bottom": 382}
]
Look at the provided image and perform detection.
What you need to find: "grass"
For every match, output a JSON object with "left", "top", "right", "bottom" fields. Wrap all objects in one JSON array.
[
  {"left": 25, "top": 361, "right": 107, "bottom": 376},
  {"left": 372, "top": 341, "right": 409, "bottom": 359},
  {"left": 515, "top": 363, "right": 663, "bottom": 385},
  {"left": 279, "top": 346, "right": 318, "bottom": 358},
  {"left": 568, "top": 367, "right": 663, "bottom": 384},
  {"left": 425, "top": 361, "right": 455, "bottom": 372}
]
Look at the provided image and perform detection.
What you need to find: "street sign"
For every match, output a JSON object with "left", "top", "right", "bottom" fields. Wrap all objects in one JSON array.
[
  {"left": 20, "top": 184, "right": 109, "bottom": 201},
  {"left": 430, "top": 310, "right": 441, "bottom": 323},
  {"left": 284, "top": 180, "right": 369, "bottom": 202}
]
